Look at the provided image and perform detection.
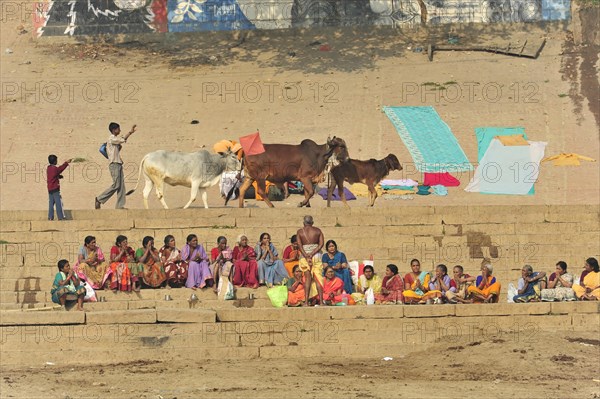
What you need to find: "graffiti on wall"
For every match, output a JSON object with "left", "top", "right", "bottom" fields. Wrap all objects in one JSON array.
[{"left": 34, "top": 0, "right": 570, "bottom": 36}]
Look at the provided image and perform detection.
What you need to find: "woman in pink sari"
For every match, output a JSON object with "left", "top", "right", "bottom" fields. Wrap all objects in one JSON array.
[
  {"left": 159, "top": 235, "right": 188, "bottom": 288},
  {"left": 232, "top": 235, "right": 259, "bottom": 288},
  {"left": 375, "top": 264, "right": 404, "bottom": 304},
  {"left": 322, "top": 266, "right": 345, "bottom": 305}
]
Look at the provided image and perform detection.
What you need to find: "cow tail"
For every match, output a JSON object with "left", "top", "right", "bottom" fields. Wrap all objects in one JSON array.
[{"left": 126, "top": 155, "right": 147, "bottom": 196}]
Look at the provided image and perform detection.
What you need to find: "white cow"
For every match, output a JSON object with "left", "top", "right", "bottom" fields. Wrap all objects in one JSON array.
[{"left": 127, "top": 150, "right": 241, "bottom": 209}]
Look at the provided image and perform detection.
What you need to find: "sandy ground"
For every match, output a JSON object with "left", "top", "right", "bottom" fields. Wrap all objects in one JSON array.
[
  {"left": 0, "top": 20, "right": 599, "bottom": 211},
  {"left": 1, "top": 8, "right": 600, "bottom": 399},
  {"left": 1, "top": 330, "right": 599, "bottom": 398}
]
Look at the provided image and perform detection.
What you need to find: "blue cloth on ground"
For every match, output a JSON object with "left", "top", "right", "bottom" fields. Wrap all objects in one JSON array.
[{"left": 383, "top": 106, "right": 473, "bottom": 173}]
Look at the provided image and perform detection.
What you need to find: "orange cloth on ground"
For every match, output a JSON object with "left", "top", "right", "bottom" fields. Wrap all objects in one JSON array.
[{"left": 495, "top": 134, "right": 529, "bottom": 146}]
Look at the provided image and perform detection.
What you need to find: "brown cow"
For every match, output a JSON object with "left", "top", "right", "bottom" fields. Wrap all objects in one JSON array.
[
  {"left": 327, "top": 154, "right": 402, "bottom": 207},
  {"left": 239, "top": 137, "right": 349, "bottom": 208}
]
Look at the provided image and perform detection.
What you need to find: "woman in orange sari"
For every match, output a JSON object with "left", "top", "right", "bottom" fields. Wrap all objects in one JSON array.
[
  {"left": 322, "top": 266, "right": 345, "bottom": 305},
  {"left": 403, "top": 259, "right": 431, "bottom": 304},
  {"left": 282, "top": 235, "right": 300, "bottom": 277},
  {"left": 287, "top": 265, "right": 307, "bottom": 306},
  {"left": 467, "top": 260, "right": 501, "bottom": 303},
  {"left": 136, "top": 236, "right": 167, "bottom": 288},
  {"left": 103, "top": 235, "right": 140, "bottom": 292},
  {"left": 375, "top": 264, "right": 404, "bottom": 304}
]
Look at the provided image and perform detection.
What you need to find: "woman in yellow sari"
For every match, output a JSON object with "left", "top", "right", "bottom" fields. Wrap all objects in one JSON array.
[
  {"left": 403, "top": 259, "right": 431, "bottom": 304},
  {"left": 357, "top": 265, "right": 382, "bottom": 294},
  {"left": 572, "top": 258, "right": 600, "bottom": 300},
  {"left": 74, "top": 235, "right": 107, "bottom": 290},
  {"left": 467, "top": 260, "right": 501, "bottom": 303}
]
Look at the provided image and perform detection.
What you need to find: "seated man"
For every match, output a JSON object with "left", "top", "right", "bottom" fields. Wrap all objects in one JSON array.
[{"left": 513, "top": 265, "right": 547, "bottom": 303}]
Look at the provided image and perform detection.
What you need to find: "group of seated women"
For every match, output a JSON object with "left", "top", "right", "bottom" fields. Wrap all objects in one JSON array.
[
  {"left": 70, "top": 232, "right": 303, "bottom": 293},
  {"left": 66, "top": 233, "right": 600, "bottom": 308},
  {"left": 511, "top": 258, "right": 600, "bottom": 303},
  {"left": 287, "top": 258, "right": 503, "bottom": 306},
  {"left": 287, "top": 256, "right": 600, "bottom": 307}
]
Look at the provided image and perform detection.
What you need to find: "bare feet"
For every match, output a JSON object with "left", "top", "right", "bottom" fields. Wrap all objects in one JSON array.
[{"left": 191, "top": 286, "right": 197, "bottom": 290}]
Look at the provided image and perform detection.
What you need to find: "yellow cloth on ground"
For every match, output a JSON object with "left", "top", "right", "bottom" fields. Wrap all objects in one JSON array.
[
  {"left": 350, "top": 183, "right": 383, "bottom": 197},
  {"left": 495, "top": 134, "right": 529, "bottom": 146},
  {"left": 542, "top": 153, "right": 597, "bottom": 166}
]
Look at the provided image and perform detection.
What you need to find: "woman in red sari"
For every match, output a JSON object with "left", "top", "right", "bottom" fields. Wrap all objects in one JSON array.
[
  {"left": 375, "top": 264, "right": 404, "bottom": 304},
  {"left": 322, "top": 266, "right": 345, "bottom": 305},
  {"left": 232, "top": 235, "right": 259, "bottom": 288},
  {"left": 103, "top": 235, "right": 140, "bottom": 292}
]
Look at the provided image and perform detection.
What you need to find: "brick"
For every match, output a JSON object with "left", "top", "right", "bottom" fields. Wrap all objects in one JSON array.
[
  {"left": 545, "top": 212, "right": 599, "bottom": 223},
  {"left": 156, "top": 308, "right": 216, "bottom": 323},
  {"left": 565, "top": 301, "right": 600, "bottom": 314},
  {"left": 85, "top": 309, "right": 156, "bottom": 324},
  {"left": 31, "top": 219, "right": 134, "bottom": 232},
  {"left": 463, "top": 223, "right": 516, "bottom": 235},
  {"left": 455, "top": 302, "right": 550, "bottom": 317},
  {"left": 403, "top": 305, "right": 456, "bottom": 318},
  {"left": 0, "top": 309, "right": 85, "bottom": 326},
  {"left": 0, "top": 221, "right": 30, "bottom": 232}
]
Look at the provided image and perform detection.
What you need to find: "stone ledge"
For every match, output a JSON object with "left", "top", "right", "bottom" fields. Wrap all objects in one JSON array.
[
  {"left": 85, "top": 309, "right": 157, "bottom": 325},
  {"left": 0, "top": 309, "right": 85, "bottom": 326},
  {"left": 156, "top": 308, "right": 216, "bottom": 323}
]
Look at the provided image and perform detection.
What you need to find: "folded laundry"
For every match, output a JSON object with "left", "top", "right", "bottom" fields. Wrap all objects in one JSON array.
[
  {"left": 431, "top": 185, "right": 448, "bottom": 196},
  {"left": 380, "top": 179, "right": 419, "bottom": 186},
  {"left": 416, "top": 185, "right": 431, "bottom": 195},
  {"left": 381, "top": 185, "right": 416, "bottom": 191}
]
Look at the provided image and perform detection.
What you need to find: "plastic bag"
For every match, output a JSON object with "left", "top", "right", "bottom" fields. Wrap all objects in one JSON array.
[
  {"left": 365, "top": 288, "right": 375, "bottom": 305},
  {"left": 217, "top": 278, "right": 235, "bottom": 300},
  {"left": 507, "top": 282, "right": 517, "bottom": 303},
  {"left": 83, "top": 282, "right": 97, "bottom": 302},
  {"left": 266, "top": 285, "right": 288, "bottom": 308},
  {"left": 224, "top": 281, "right": 235, "bottom": 300}
]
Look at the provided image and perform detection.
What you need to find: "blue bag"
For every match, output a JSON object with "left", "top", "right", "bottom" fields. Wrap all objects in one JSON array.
[{"left": 99, "top": 142, "right": 108, "bottom": 159}]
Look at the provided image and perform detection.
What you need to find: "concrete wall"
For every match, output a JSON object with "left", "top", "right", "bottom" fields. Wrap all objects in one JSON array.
[{"left": 33, "top": 0, "right": 570, "bottom": 37}]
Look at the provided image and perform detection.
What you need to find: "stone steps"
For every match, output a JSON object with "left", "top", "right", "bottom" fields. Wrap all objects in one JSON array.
[
  {"left": 1, "top": 205, "right": 598, "bottom": 308},
  {"left": 1, "top": 302, "right": 598, "bottom": 366}
]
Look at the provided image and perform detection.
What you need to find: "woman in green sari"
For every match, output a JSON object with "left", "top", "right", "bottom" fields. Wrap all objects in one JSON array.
[{"left": 136, "top": 236, "right": 167, "bottom": 288}]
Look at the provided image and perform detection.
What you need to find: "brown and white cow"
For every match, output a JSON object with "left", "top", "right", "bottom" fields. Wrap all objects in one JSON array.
[
  {"left": 327, "top": 154, "right": 402, "bottom": 207},
  {"left": 239, "top": 137, "right": 349, "bottom": 208}
]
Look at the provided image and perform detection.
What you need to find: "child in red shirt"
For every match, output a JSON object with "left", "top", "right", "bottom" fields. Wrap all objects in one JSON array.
[{"left": 47, "top": 154, "right": 71, "bottom": 220}]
